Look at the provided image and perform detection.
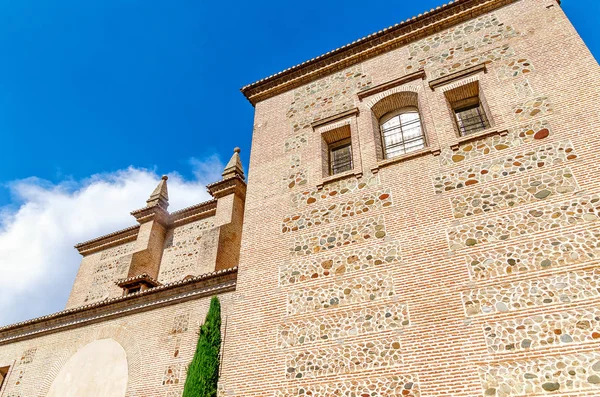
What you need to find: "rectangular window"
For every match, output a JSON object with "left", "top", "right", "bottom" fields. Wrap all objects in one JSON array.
[
  {"left": 329, "top": 139, "right": 353, "bottom": 175},
  {"left": 127, "top": 286, "right": 142, "bottom": 294},
  {"left": 454, "top": 101, "right": 490, "bottom": 136},
  {"left": 444, "top": 80, "right": 492, "bottom": 137}
]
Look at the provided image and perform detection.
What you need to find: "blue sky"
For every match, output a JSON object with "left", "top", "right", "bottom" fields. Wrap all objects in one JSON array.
[
  {"left": 0, "top": 0, "right": 596, "bottom": 206},
  {"left": 0, "top": 0, "right": 597, "bottom": 325}
]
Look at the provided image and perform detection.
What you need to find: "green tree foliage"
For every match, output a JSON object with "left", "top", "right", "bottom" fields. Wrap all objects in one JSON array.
[{"left": 183, "top": 296, "right": 222, "bottom": 397}]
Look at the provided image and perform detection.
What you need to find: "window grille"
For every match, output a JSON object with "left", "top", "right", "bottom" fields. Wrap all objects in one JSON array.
[
  {"left": 454, "top": 102, "right": 490, "bottom": 136},
  {"left": 380, "top": 110, "right": 425, "bottom": 159},
  {"left": 329, "top": 141, "right": 353, "bottom": 175}
]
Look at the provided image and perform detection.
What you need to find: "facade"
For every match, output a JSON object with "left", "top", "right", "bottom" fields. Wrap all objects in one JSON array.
[
  {"left": 1, "top": 0, "right": 600, "bottom": 396},
  {"left": 0, "top": 152, "right": 246, "bottom": 396}
]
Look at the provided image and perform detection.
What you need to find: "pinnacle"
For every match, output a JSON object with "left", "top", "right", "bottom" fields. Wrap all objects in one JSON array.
[
  {"left": 222, "top": 147, "right": 245, "bottom": 179},
  {"left": 146, "top": 174, "right": 169, "bottom": 210}
]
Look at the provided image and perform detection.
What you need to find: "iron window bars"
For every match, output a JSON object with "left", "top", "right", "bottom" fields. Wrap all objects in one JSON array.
[
  {"left": 454, "top": 102, "right": 490, "bottom": 136},
  {"left": 329, "top": 141, "right": 353, "bottom": 175},
  {"left": 380, "top": 111, "right": 425, "bottom": 159}
]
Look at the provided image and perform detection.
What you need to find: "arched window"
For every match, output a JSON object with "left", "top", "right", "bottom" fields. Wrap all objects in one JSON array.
[{"left": 379, "top": 107, "right": 425, "bottom": 159}]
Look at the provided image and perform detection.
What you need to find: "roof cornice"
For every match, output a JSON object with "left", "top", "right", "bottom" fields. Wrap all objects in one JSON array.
[
  {"left": 240, "top": 0, "right": 519, "bottom": 106},
  {"left": 74, "top": 225, "right": 140, "bottom": 256},
  {"left": 75, "top": 199, "right": 218, "bottom": 255},
  {"left": 0, "top": 267, "right": 238, "bottom": 344}
]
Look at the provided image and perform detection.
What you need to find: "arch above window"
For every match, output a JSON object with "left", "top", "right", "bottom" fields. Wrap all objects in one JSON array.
[
  {"left": 370, "top": 91, "right": 419, "bottom": 120},
  {"left": 368, "top": 90, "right": 428, "bottom": 160}
]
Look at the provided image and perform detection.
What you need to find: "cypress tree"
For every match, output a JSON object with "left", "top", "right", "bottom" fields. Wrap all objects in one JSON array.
[{"left": 183, "top": 296, "right": 222, "bottom": 397}]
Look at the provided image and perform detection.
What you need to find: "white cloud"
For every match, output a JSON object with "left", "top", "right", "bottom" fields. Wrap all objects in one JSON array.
[{"left": 0, "top": 155, "right": 224, "bottom": 326}]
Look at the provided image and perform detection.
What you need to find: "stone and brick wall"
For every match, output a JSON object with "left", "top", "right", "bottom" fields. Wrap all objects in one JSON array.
[
  {"left": 221, "top": 0, "right": 600, "bottom": 396},
  {"left": 66, "top": 211, "right": 222, "bottom": 308},
  {"left": 0, "top": 292, "right": 235, "bottom": 397},
  {"left": 0, "top": 0, "right": 599, "bottom": 396}
]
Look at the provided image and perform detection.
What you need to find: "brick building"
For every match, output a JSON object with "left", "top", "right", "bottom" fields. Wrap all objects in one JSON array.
[{"left": 1, "top": 0, "right": 599, "bottom": 396}]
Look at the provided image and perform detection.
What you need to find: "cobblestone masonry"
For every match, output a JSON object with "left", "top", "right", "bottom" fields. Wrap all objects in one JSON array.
[
  {"left": 279, "top": 240, "right": 402, "bottom": 286},
  {"left": 222, "top": 2, "right": 600, "bottom": 396},
  {"left": 4, "top": 1, "right": 600, "bottom": 396},
  {"left": 0, "top": 293, "right": 235, "bottom": 397},
  {"left": 405, "top": 12, "right": 519, "bottom": 73},
  {"left": 466, "top": 227, "right": 600, "bottom": 280},
  {"left": 289, "top": 216, "right": 387, "bottom": 256},
  {"left": 282, "top": 189, "right": 392, "bottom": 232},
  {"left": 479, "top": 352, "right": 600, "bottom": 396},
  {"left": 463, "top": 267, "right": 600, "bottom": 316},
  {"left": 283, "top": 155, "right": 308, "bottom": 190},
  {"left": 496, "top": 57, "right": 535, "bottom": 80},
  {"left": 434, "top": 139, "right": 576, "bottom": 194},
  {"left": 427, "top": 44, "right": 516, "bottom": 79},
  {"left": 286, "top": 65, "right": 371, "bottom": 132},
  {"left": 484, "top": 305, "right": 600, "bottom": 353},
  {"left": 513, "top": 95, "right": 554, "bottom": 121},
  {"left": 290, "top": 172, "right": 380, "bottom": 208},
  {"left": 85, "top": 255, "right": 129, "bottom": 303},
  {"left": 285, "top": 337, "right": 403, "bottom": 379},
  {"left": 278, "top": 301, "right": 409, "bottom": 348},
  {"left": 158, "top": 218, "right": 216, "bottom": 283},
  {"left": 448, "top": 194, "right": 600, "bottom": 250},
  {"left": 408, "top": 13, "right": 509, "bottom": 56},
  {"left": 287, "top": 272, "right": 395, "bottom": 315},
  {"left": 513, "top": 78, "right": 534, "bottom": 98},
  {"left": 284, "top": 133, "right": 308, "bottom": 153},
  {"left": 438, "top": 119, "right": 551, "bottom": 167},
  {"left": 450, "top": 167, "right": 578, "bottom": 218},
  {"left": 275, "top": 375, "right": 420, "bottom": 397}
]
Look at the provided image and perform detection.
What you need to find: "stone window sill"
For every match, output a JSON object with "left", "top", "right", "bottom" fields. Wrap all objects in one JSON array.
[
  {"left": 450, "top": 128, "right": 508, "bottom": 151},
  {"left": 317, "top": 170, "right": 363, "bottom": 190},
  {"left": 371, "top": 147, "right": 440, "bottom": 173}
]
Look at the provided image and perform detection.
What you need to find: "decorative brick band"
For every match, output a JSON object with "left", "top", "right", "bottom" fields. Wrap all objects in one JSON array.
[
  {"left": 278, "top": 301, "right": 409, "bottom": 348},
  {"left": 285, "top": 337, "right": 402, "bottom": 379},
  {"left": 448, "top": 194, "right": 599, "bottom": 250},
  {"left": 287, "top": 272, "right": 395, "bottom": 316},
  {"left": 463, "top": 268, "right": 600, "bottom": 317},
  {"left": 434, "top": 139, "right": 576, "bottom": 194}
]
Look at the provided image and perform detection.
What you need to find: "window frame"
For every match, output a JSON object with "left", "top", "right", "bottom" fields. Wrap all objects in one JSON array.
[
  {"left": 442, "top": 79, "right": 494, "bottom": 139},
  {"left": 379, "top": 106, "right": 427, "bottom": 159}
]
